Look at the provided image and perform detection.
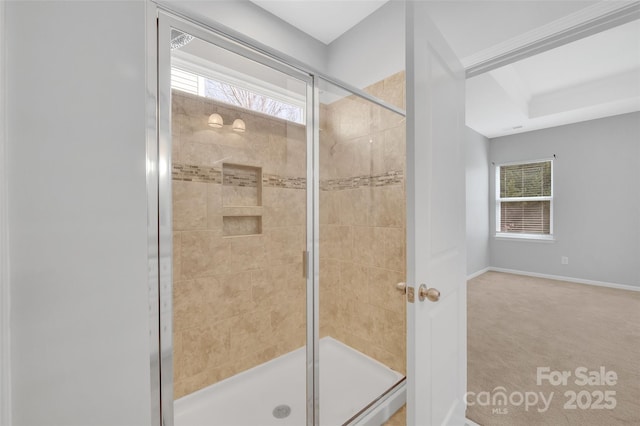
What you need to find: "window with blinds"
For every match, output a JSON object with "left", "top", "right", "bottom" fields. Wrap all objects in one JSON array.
[
  {"left": 170, "top": 67, "right": 304, "bottom": 124},
  {"left": 171, "top": 67, "right": 201, "bottom": 96},
  {"left": 496, "top": 160, "right": 553, "bottom": 237}
]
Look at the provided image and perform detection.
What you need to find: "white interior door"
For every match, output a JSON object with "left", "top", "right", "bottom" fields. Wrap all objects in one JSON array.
[{"left": 405, "top": 2, "right": 467, "bottom": 425}]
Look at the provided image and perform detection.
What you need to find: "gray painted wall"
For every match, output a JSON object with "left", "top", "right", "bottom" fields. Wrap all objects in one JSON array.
[
  {"left": 489, "top": 112, "right": 640, "bottom": 287},
  {"left": 327, "top": 0, "right": 405, "bottom": 91},
  {"left": 165, "top": 0, "right": 328, "bottom": 74},
  {"left": 171, "top": 0, "right": 406, "bottom": 93},
  {"left": 0, "top": 1, "right": 9, "bottom": 424},
  {"left": 466, "top": 127, "right": 490, "bottom": 276},
  {"left": 169, "top": 0, "right": 406, "bottom": 95},
  {"left": 6, "top": 1, "right": 151, "bottom": 424},
  {"left": 3, "top": 1, "right": 348, "bottom": 424}
]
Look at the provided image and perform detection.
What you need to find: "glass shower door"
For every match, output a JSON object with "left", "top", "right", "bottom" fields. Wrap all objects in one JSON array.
[
  {"left": 158, "top": 13, "right": 314, "bottom": 426},
  {"left": 156, "top": 11, "right": 408, "bottom": 426},
  {"left": 317, "top": 77, "right": 407, "bottom": 424}
]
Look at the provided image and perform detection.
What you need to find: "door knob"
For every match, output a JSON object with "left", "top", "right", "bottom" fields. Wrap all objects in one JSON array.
[
  {"left": 418, "top": 284, "right": 440, "bottom": 302},
  {"left": 395, "top": 282, "right": 407, "bottom": 294}
]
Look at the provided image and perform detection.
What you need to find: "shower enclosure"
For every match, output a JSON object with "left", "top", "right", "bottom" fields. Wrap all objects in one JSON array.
[{"left": 155, "top": 10, "right": 407, "bottom": 426}]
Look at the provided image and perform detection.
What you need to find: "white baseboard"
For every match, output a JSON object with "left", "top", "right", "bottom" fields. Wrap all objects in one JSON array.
[
  {"left": 466, "top": 417, "right": 482, "bottom": 426},
  {"left": 488, "top": 267, "right": 640, "bottom": 292},
  {"left": 467, "top": 267, "right": 490, "bottom": 280}
]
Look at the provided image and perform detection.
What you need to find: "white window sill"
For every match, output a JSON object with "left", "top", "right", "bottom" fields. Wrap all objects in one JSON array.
[{"left": 495, "top": 233, "right": 556, "bottom": 243}]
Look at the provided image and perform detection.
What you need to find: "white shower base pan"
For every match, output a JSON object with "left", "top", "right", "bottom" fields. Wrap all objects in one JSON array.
[{"left": 175, "top": 337, "right": 404, "bottom": 426}]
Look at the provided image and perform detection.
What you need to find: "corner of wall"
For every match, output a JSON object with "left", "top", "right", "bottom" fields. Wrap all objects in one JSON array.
[
  {"left": 465, "top": 126, "right": 491, "bottom": 276},
  {"left": 0, "top": 0, "right": 12, "bottom": 423},
  {"left": 326, "top": 0, "right": 405, "bottom": 90},
  {"left": 487, "top": 115, "right": 640, "bottom": 286}
]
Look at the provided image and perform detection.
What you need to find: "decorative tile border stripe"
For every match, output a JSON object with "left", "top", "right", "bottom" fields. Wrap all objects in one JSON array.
[
  {"left": 223, "top": 167, "right": 258, "bottom": 188},
  {"left": 371, "top": 170, "right": 404, "bottom": 187},
  {"left": 321, "top": 170, "right": 403, "bottom": 191},
  {"left": 172, "top": 163, "right": 305, "bottom": 189},
  {"left": 173, "top": 163, "right": 403, "bottom": 190},
  {"left": 172, "top": 164, "right": 222, "bottom": 183},
  {"left": 263, "top": 174, "right": 307, "bottom": 190}
]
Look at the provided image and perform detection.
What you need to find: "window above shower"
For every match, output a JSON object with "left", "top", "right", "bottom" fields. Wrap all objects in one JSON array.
[{"left": 171, "top": 53, "right": 305, "bottom": 124}]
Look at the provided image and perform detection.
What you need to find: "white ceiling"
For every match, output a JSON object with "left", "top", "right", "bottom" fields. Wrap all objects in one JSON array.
[
  {"left": 467, "top": 18, "right": 640, "bottom": 137},
  {"left": 423, "top": 0, "right": 599, "bottom": 62},
  {"left": 249, "top": 0, "right": 640, "bottom": 138},
  {"left": 250, "top": 0, "right": 389, "bottom": 44},
  {"left": 511, "top": 22, "right": 639, "bottom": 95}
]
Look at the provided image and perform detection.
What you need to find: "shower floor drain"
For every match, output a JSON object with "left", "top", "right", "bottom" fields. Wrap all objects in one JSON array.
[{"left": 272, "top": 404, "right": 291, "bottom": 419}]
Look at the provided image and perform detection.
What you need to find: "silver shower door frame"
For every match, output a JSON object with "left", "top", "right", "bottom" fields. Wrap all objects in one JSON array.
[
  {"left": 149, "top": 5, "right": 406, "bottom": 426},
  {"left": 154, "top": 10, "right": 319, "bottom": 426}
]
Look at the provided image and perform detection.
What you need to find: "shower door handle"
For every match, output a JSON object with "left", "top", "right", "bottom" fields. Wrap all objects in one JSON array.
[{"left": 302, "top": 250, "right": 309, "bottom": 278}]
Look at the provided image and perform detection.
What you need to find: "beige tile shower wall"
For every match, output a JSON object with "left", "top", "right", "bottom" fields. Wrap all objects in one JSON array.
[
  {"left": 172, "top": 91, "right": 307, "bottom": 399},
  {"left": 320, "top": 71, "right": 407, "bottom": 375}
]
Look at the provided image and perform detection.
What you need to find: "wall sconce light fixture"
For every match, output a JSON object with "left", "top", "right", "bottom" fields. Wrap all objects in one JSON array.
[
  {"left": 232, "top": 118, "right": 246, "bottom": 133},
  {"left": 208, "top": 114, "right": 245, "bottom": 132},
  {"left": 208, "top": 113, "right": 224, "bottom": 128}
]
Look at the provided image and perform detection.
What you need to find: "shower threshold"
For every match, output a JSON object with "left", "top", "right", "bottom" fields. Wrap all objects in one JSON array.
[{"left": 174, "top": 337, "right": 404, "bottom": 426}]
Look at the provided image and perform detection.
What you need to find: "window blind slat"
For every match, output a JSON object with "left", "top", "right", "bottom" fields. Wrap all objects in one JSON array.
[
  {"left": 171, "top": 68, "right": 199, "bottom": 95},
  {"left": 500, "top": 161, "right": 551, "bottom": 198},
  {"left": 500, "top": 200, "right": 550, "bottom": 234}
]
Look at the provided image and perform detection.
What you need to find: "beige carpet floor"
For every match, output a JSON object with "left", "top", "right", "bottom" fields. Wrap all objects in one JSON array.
[{"left": 467, "top": 271, "right": 640, "bottom": 426}]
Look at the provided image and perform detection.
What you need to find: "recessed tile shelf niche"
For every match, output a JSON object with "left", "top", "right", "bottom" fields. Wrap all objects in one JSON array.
[{"left": 222, "top": 163, "right": 263, "bottom": 237}]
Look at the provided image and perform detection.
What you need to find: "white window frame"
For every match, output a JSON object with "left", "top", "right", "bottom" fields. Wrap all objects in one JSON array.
[{"left": 495, "top": 158, "right": 554, "bottom": 241}]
